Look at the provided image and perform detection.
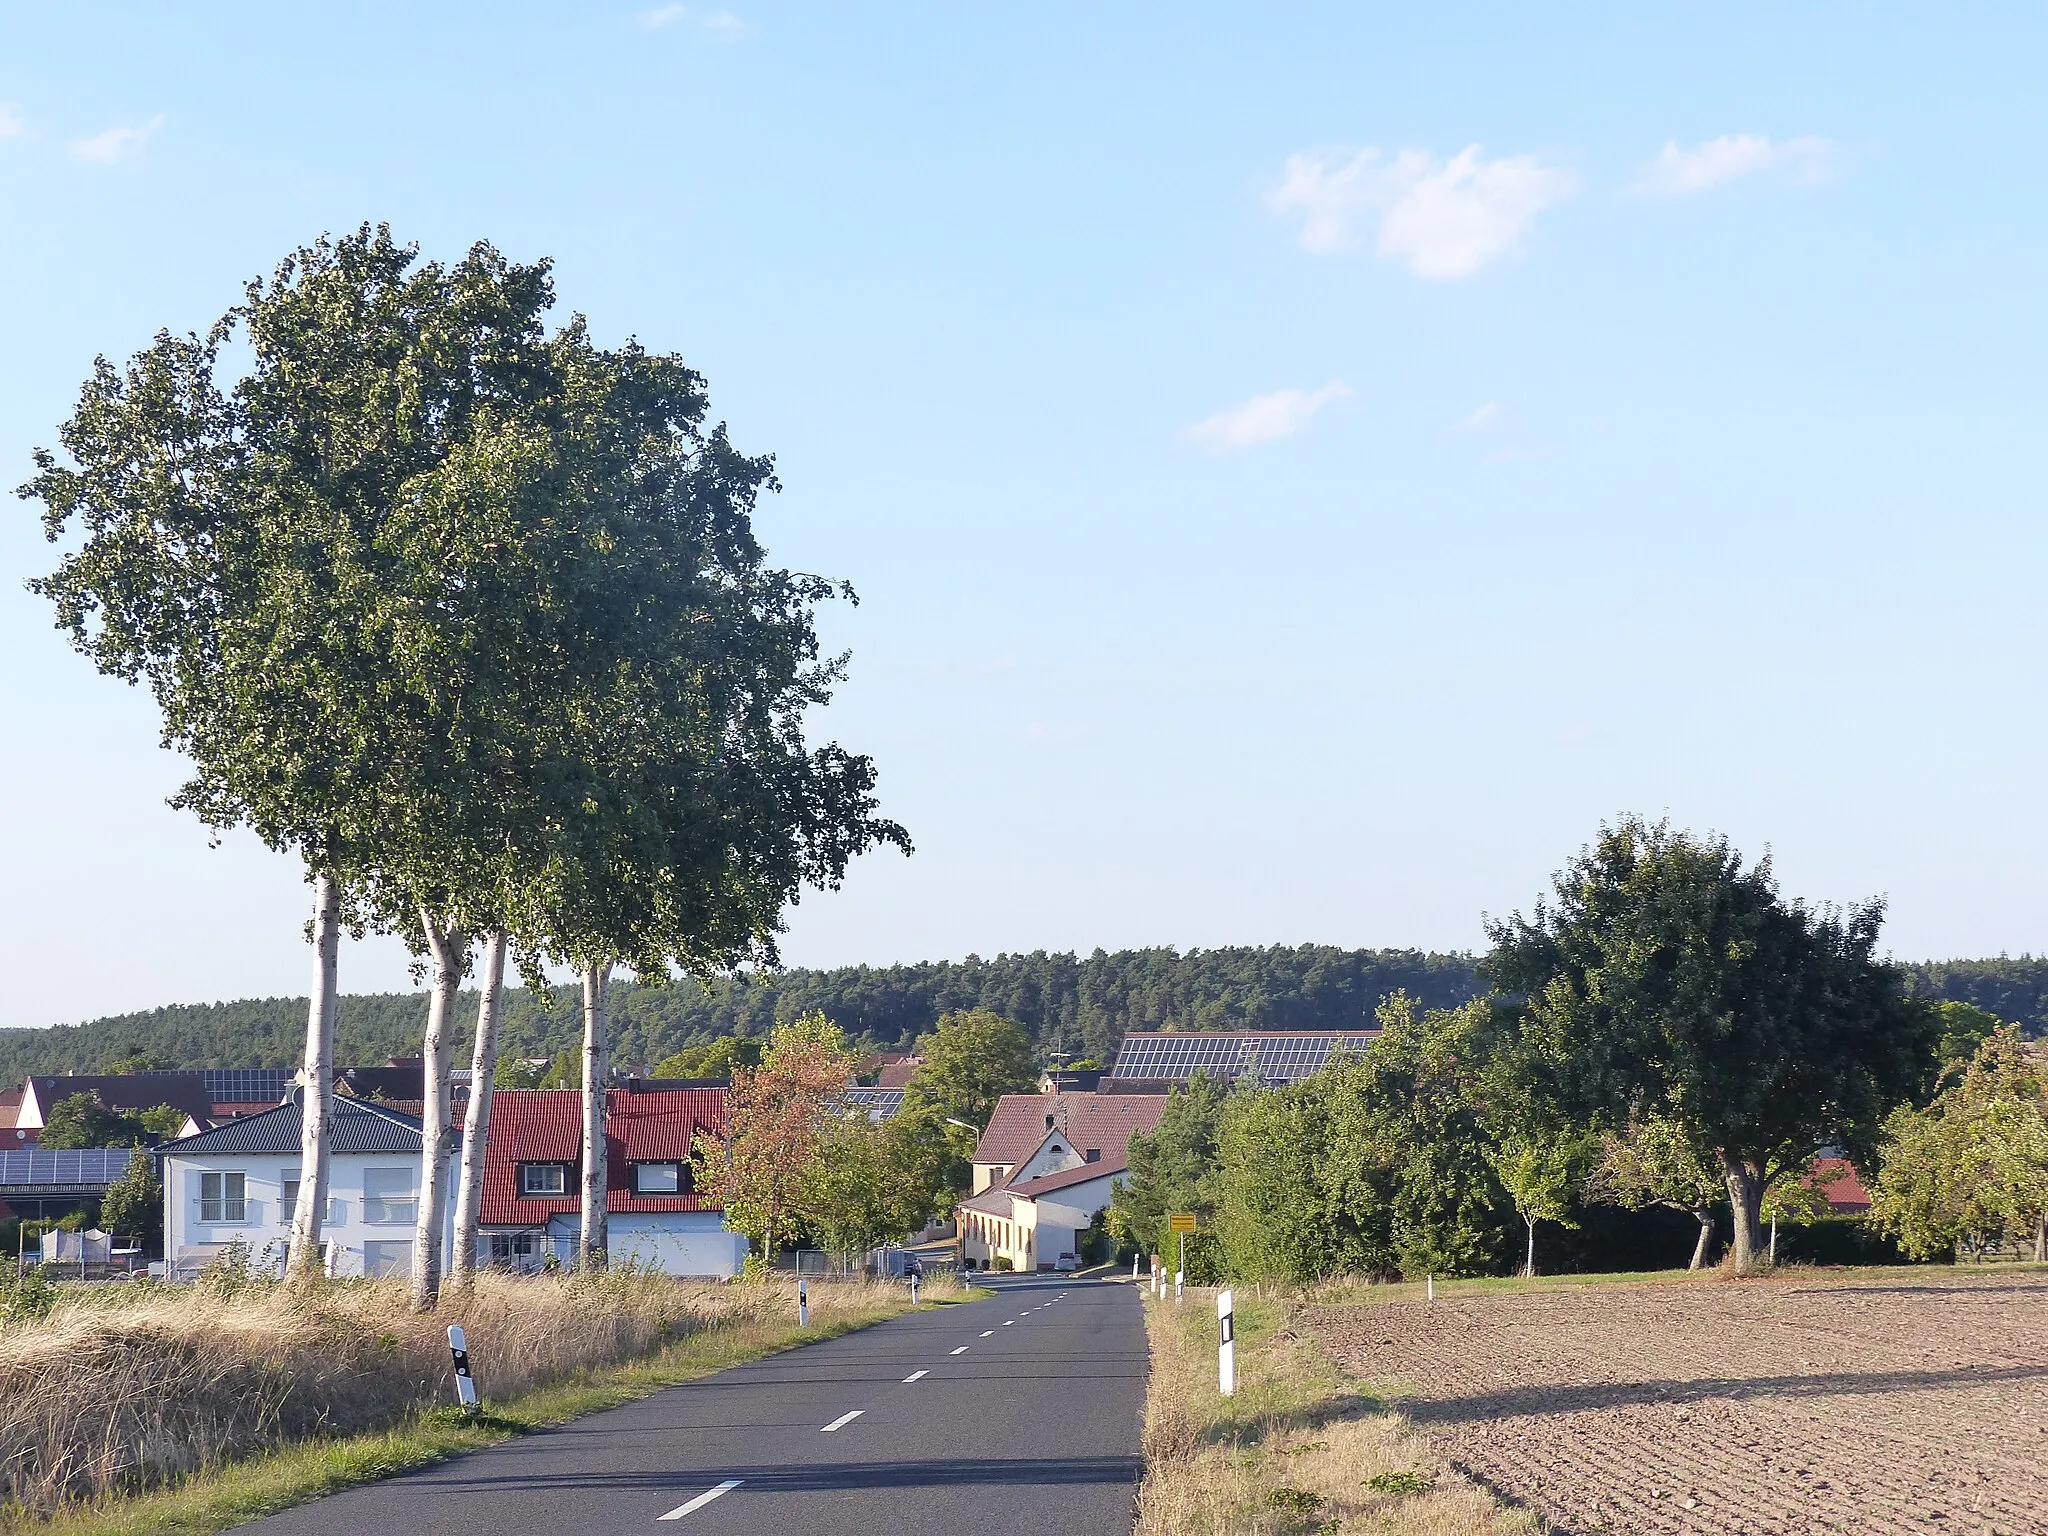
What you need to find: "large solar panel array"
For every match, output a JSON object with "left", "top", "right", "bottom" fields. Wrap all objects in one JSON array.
[
  {"left": 0, "top": 1149, "right": 137, "bottom": 1187},
  {"left": 201, "top": 1068, "right": 292, "bottom": 1102},
  {"left": 1109, "top": 1032, "right": 1380, "bottom": 1087}
]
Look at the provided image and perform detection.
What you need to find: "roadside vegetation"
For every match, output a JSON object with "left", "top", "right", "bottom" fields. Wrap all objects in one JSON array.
[
  {"left": 1134, "top": 1285, "right": 1532, "bottom": 1536},
  {"left": 0, "top": 1267, "right": 951, "bottom": 1530},
  {"left": 1111, "top": 819, "right": 2038, "bottom": 1285}
]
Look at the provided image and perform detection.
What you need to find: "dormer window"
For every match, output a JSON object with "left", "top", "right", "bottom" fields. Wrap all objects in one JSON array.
[
  {"left": 634, "top": 1162, "right": 683, "bottom": 1195},
  {"left": 519, "top": 1163, "right": 568, "bottom": 1196}
]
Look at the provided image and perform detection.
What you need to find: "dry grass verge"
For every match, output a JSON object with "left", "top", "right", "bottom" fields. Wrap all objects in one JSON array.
[
  {"left": 0, "top": 1268, "right": 950, "bottom": 1531},
  {"left": 1134, "top": 1284, "right": 1534, "bottom": 1536}
]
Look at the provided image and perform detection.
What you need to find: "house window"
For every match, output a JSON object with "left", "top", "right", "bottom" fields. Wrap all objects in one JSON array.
[
  {"left": 362, "top": 1167, "right": 417, "bottom": 1225},
  {"left": 199, "top": 1171, "right": 246, "bottom": 1224},
  {"left": 488, "top": 1232, "right": 537, "bottom": 1262},
  {"left": 635, "top": 1162, "right": 681, "bottom": 1195},
  {"left": 520, "top": 1163, "right": 567, "bottom": 1196},
  {"left": 363, "top": 1240, "right": 412, "bottom": 1277},
  {"left": 281, "top": 1175, "right": 300, "bottom": 1225}
]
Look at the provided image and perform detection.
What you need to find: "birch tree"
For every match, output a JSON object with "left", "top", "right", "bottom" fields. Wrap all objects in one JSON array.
[
  {"left": 23, "top": 228, "right": 472, "bottom": 1279},
  {"left": 505, "top": 329, "right": 909, "bottom": 1268}
]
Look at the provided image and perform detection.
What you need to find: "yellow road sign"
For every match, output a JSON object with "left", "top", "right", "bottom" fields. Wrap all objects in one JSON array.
[{"left": 1169, "top": 1213, "right": 1199, "bottom": 1234}]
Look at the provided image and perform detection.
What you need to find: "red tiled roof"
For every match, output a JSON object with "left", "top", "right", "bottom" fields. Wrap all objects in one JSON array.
[
  {"left": 478, "top": 1087, "right": 727, "bottom": 1227},
  {"left": 971, "top": 1092, "right": 1168, "bottom": 1171},
  {"left": 1009, "top": 1162, "right": 1122, "bottom": 1199},
  {"left": 1814, "top": 1156, "right": 1869, "bottom": 1213},
  {"left": 876, "top": 1058, "right": 922, "bottom": 1088},
  {"left": 0, "top": 1088, "right": 20, "bottom": 1130}
]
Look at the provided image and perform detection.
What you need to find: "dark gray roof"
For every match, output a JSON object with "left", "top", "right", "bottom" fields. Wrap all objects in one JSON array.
[
  {"left": 158, "top": 1096, "right": 422, "bottom": 1156},
  {"left": 0, "top": 1148, "right": 136, "bottom": 1190}
]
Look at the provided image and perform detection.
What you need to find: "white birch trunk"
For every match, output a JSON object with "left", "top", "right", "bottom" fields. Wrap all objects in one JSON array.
[
  {"left": 412, "top": 916, "right": 465, "bottom": 1309},
  {"left": 1525, "top": 1215, "right": 1537, "bottom": 1278},
  {"left": 450, "top": 930, "right": 507, "bottom": 1287},
  {"left": 578, "top": 960, "right": 613, "bottom": 1267},
  {"left": 286, "top": 868, "right": 340, "bottom": 1281}
]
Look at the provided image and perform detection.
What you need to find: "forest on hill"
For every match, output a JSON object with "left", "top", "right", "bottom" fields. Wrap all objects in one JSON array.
[
  {"left": 3, "top": 946, "right": 2043, "bottom": 1081},
  {"left": 0, "top": 946, "right": 1483, "bottom": 1078}
]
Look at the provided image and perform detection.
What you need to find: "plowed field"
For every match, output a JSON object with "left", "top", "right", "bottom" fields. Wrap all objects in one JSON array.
[{"left": 1309, "top": 1270, "right": 2048, "bottom": 1536}]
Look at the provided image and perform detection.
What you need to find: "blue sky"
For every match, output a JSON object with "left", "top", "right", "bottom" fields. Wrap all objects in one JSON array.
[{"left": 3, "top": 4, "right": 2044, "bottom": 1028}]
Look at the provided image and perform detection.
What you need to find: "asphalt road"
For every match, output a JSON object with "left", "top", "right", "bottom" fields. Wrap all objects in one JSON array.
[{"left": 240, "top": 1273, "right": 1146, "bottom": 1535}]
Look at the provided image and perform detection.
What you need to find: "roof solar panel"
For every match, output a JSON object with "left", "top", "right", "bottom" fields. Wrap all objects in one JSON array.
[
  {"left": 0, "top": 1148, "right": 136, "bottom": 1186},
  {"left": 1108, "top": 1032, "right": 1379, "bottom": 1085}
]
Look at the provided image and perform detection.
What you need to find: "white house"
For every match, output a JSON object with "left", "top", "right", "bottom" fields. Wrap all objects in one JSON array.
[
  {"left": 158, "top": 1094, "right": 457, "bottom": 1280},
  {"left": 959, "top": 1091, "right": 1167, "bottom": 1271}
]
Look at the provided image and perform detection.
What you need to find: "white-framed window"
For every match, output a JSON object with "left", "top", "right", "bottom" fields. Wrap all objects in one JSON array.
[
  {"left": 520, "top": 1163, "right": 567, "bottom": 1196},
  {"left": 362, "top": 1167, "right": 417, "bottom": 1225},
  {"left": 363, "top": 1240, "right": 412, "bottom": 1277},
  {"left": 634, "top": 1162, "right": 680, "bottom": 1195},
  {"left": 280, "top": 1173, "right": 301, "bottom": 1226},
  {"left": 198, "top": 1171, "right": 246, "bottom": 1224}
]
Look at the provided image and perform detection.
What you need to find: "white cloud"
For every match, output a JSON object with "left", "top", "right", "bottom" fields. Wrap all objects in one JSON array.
[
  {"left": 638, "top": 4, "right": 743, "bottom": 35},
  {"left": 1456, "top": 401, "right": 1501, "bottom": 433},
  {"left": 0, "top": 103, "right": 23, "bottom": 139},
  {"left": 1633, "top": 134, "right": 1834, "bottom": 195},
  {"left": 1272, "top": 144, "right": 1574, "bottom": 279},
  {"left": 69, "top": 114, "right": 164, "bottom": 165},
  {"left": 1183, "top": 381, "right": 1349, "bottom": 452}
]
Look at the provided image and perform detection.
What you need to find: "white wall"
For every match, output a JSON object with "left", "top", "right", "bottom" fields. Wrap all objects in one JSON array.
[
  {"left": 165, "top": 1150, "right": 458, "bottom": 1279},
  {"left": 609, "top": 1212, "right": 748, "bottom": 1279}
]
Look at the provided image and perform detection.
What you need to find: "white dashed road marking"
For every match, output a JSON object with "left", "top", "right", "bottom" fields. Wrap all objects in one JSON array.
[
  {"left": 658, "top": 1480, "right": 742, "bottom": 1520},
  {"left": 950, "top": 1346, "right": 969, "bottom": 1355},
  {"left": 1003, "top": 1320, "right": 1015, "bottom": 1326},
  {"left": 821, "top": 1411, "right": 864, "bottom": 1432},
  {"left": 903, "top": 1370, "right": 927, "bottom": 1383},
  {"left": 981, "top": 1330, "right": 994, "bottom": 1337}
]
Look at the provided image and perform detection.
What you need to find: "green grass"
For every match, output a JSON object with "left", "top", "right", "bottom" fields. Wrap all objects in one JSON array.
[{"left": 10, "top": 1290, "right": 987, "bottom": 1536}]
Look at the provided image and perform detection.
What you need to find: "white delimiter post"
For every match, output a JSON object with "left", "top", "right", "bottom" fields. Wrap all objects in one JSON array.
[
  {"left": 447, "top": 1325, "right": 479, "bottom": 1414},
  {"left": 799, "top": 1278, "right": 810, "bottom": 1329},
  {"left": 1217, "top": 1289, "right": 1236, "bottom": 1398}
]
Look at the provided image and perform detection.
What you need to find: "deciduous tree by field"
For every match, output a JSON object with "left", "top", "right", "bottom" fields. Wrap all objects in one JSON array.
[
  {"left": 1869, "top": 1025, "right": 2048, "bottom": 1260},
  {"left": 1485, "top": 817, "right": 1939, "bottom": 1271},
  {"left": 1213, "top": 995, "right": 1512, "bottom": 1282},
  {"left": 1583, "top": 1114, "right": 1727, "bottom": 1270}
]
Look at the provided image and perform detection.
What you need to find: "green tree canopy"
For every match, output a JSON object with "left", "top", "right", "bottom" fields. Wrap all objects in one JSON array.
[
  {"left": 1215, "top": 995, "right": 1512, "bottom": 1283},
  {"left": 653, "top": 1036, "right": 765, "bottom": 1080},
  {"left": 100, "top": 1149, "right": 164, "bottom": 1251},
  {"left": 900, "top": 1009, "right": 1036, "bottom": 1130},
  {"left": 37, "top": 1094, "right": 184, "bottom": 1149},
  {"left": 1868, "top": 1025, "right": 2048, "bottom": 1261},
  {"left": 1110, "top": 1071, "right": 1229, "bottom": 1275},
  {"left": 1485, "top": 817, "right": 1939, "bottom": 1271}
]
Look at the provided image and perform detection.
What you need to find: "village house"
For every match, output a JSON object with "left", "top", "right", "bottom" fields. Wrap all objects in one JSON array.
[
  {"left": 476, "top": 1084, "right": 747, "bottom": 1277},
  {"left": 958, "top": 1091, "right": 1167, "bottom": 1272},
  {"left": 158, "top": 1093, "right": 456, "bottom": 1280}
]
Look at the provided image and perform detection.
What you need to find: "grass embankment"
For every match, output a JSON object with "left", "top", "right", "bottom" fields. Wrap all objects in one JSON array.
[
  {"left": 1134, "top": 1284, "right": 1534, "bottom": 1536},
  {"left": 0, "top": 1269, "right": 965, "bottom": 1536}
]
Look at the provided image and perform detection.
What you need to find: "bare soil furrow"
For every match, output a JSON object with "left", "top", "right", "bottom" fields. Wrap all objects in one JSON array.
[{"left": 1310, "top": 1270, "right": 2048, "bottom": 1536}]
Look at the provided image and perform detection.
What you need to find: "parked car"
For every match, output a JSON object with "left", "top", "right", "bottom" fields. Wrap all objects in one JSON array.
[{"left": 1054, "top": 1252, "right": 1079, "bottom": 1271}]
